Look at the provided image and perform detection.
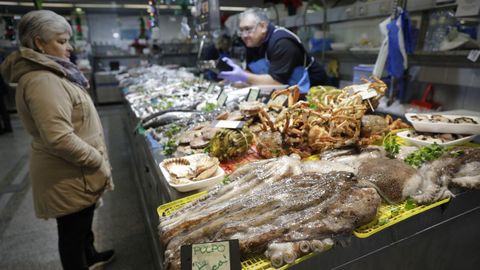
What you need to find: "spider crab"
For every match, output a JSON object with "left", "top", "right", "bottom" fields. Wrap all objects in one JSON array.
[{"left": 255, "top": 78, "right": 396, "bottom": 158}]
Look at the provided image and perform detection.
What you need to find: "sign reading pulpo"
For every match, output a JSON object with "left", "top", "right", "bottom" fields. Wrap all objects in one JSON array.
[
  {"left": 191, "top": 241, "right": 230, "bottom": 270},
  {"left": 181, "top": 240, "right": 240, "bottom": 270}
]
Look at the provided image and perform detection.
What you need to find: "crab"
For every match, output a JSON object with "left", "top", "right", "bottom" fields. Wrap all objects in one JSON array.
[
  {"left": 269, "top": 85, "right": 300, "bottom": 109},
  {"left": 239, "top": 101, "right": 266, "bottom": 117}
]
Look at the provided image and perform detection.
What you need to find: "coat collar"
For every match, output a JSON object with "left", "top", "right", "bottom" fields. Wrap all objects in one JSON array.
[{"left": 1, "top": 47, "right": 66, "bottom": 84}]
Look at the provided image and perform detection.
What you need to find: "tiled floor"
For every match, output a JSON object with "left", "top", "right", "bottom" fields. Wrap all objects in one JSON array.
[{"left": 0, "top": 105, "right": 155, "bottom": 269}]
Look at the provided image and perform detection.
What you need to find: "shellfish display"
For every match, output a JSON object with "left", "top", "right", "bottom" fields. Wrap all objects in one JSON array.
[
  {"left": 161, "top": 154, "right": 220, "bottom": 185},
  {"left": 120, "top": 66, "right": 480, "bottom": 270}
]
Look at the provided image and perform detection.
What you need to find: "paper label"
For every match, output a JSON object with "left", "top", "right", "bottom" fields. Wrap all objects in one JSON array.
[
  {"left": 467, "top": 50, "right": 480, "bottom": 63},
  {"left": 207, "top": 83, "right": 216, "bottom": 94},
  {"left": 212, "top": 120, "right": 244, "bottom": 129},
  {"left": 217, "top": 91, "right": 228, "bottom": 107},
  {"left": 191, "top": 241, "right": 230, "bottom": 270},
  {"left": 351, "top": 83, "right": 377, "bottom": 100},
  {"left": 246, "top": 87, "right": 260, "bottom": 102},
  {"left": 268, "top": 95, "right": 288, "bottom": 107}
]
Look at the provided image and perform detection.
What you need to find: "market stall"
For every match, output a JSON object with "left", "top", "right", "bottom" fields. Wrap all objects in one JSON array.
[{"left": 120, "top": 65, "right": 480, "bottom": 270}]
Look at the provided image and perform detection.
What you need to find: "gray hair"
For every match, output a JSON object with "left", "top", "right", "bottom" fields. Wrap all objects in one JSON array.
[
  {"left": 239, "top": 7, "right": 270, "bottom": 24},
  {"left": 18, "top": 10, "right": 72, "bottom": 50}
]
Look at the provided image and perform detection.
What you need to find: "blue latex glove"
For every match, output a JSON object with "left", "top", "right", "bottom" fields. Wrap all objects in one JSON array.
[{"left": 218, "top": 57, "right": 248, "bottom": 83}]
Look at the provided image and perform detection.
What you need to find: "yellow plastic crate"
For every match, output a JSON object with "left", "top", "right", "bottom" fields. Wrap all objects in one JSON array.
[
  {"left": 158, "top": 192, "right": 321, "bottom": 270},
  {"left": 354, "top": 197, "right": 450, "bottom": 238},
  {"left": 158, "top": 190, "right": 451, "bottom": 268},
  {"left": 157, "top": 191, "right": 207, "bottom": 218}
]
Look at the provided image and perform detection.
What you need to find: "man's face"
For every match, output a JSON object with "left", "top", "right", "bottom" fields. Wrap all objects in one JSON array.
[{"left": 239, "top": 14, "right": 267, "bottom": 48}]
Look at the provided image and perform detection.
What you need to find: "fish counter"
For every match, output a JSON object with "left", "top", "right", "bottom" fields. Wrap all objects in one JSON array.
[{"left": 120, "top": 65, "right": 480, "bottom": 270}]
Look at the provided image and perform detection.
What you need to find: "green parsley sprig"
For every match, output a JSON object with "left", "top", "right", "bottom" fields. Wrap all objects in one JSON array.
[{"left": 405, "top": 143, "right": 446, "bottom": 168}]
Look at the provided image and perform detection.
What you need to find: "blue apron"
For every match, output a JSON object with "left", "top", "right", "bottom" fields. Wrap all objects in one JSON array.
[{"left": 247, "top": 26, "right": 312, "bottom": 94}]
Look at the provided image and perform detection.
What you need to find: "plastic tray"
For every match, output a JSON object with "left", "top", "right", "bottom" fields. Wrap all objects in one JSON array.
[
  {"left": 158, "top": 191, "right": 451, "bottom": 269},
  {"left": 405, "top": 113, "right": 480, "bottom": 134},
  {"left": 157, "top": 192, "right": 319, "bottom": 270},
  {"left": 354, "top": 198, "right": 450, "bottom": 238},
  {"left": 396, "top": 130, "right": 477, "bottom": 147}
]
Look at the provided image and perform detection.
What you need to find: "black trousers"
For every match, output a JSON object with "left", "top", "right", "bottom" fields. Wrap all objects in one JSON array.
[
  {"left": 0, "top": 76, "right": 12, "bottom": 133},
  {"left": 0, "top": 93, "right": 11, "bottom": 133},
  {"left": 56, "top": 204, "right": 97, "bottom": 270}
]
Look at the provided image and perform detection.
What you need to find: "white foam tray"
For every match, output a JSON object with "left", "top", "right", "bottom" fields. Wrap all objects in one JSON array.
[
  {"left": 397, "top": 130, "right": 477, "bottom": 147},
  {"left": 159, "top": 154, "right": 225, "bottom": 192},
  {"left": 405, "top": 113, "right": 480, "bottom": 134}
]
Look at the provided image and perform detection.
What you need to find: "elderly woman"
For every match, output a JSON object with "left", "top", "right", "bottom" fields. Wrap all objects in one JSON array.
[{"left": 1, "top": 10, "right": 114, "bottom": 270}]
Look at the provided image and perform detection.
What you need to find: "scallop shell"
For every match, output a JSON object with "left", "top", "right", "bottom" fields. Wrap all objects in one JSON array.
[
  {"left": 190, "top": 137, "right": 209, "bottom": 149},
  {"left": 162, "top": 158, "right": 194, "bottom": 179},
  {"left": 193, "top": 156, "right": 220, "bottom": 180}
]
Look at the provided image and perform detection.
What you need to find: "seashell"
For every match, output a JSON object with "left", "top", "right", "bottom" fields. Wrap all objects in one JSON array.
[
  {"left": 163, "top": 158, "right": 194, "bottom": 179},
  {"left": 193, "top": 156, "right": 220, "bottom": 180},
  {"left": 171, "top": 177, "right": 192, "bottom": 185},
  {"left": 195, "top": 156, "right": 219, "bottom": 172},
  {"left": 177, "top": 132, "right": 195, "bottom": 145},
  {"left": 190, "top": 137, "right": 209, "bottom": 149},
  {"left": 195, "top": 166, "right": 218, "bottom": 181},
  {"left": 201, "top": 128, "right": 220, "bottom": 140}
]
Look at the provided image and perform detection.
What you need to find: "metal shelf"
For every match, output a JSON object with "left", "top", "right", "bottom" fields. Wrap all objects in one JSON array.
[
  {"left": 280, "top": 0, "right": 458, "bottom": 28},
  {"left": 317, "top": 50, "right": 480, "bottom": 68}
]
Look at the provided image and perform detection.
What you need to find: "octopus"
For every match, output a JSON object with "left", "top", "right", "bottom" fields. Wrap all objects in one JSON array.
[
  {"left": 357, "top": 158, "right": 417, "bottom": 204},
  {"left": 356, "top": 147, "right": 480, "bottom": 205},
  {"left": 403, "top": 147, "right": 480, "bottom": 204},
  {"left": 158, "top": 156, "right": 381, "bottom": 269}
]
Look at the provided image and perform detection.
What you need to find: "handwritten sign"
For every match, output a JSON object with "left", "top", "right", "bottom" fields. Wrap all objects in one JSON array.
[
  {"left": 246, "top": 87, "right": 260, "bottom": 102},
  {"left": 217, "top": 90, "right": 228, "bottom": 107},
  {"left": 192, "top": 242, "right": 230, "bottom": 270},
  {"left": 181, "top": 240, "right": 241, "bottom": 270}
]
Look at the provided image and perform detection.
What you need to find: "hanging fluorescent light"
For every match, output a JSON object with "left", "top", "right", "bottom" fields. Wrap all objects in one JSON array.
[
  {"left": 123, "top": 4, "right": 149, "bottom": 9},
  {"left": 43, "top": 3, "right": 74, "bottom": 8},
  {"left": 158, "top": 4, "right": 181, "bottom": 10},
  {"left": 75, "top": 4, "right": 121, "bottom": 9},
  {"left": 220, "top": 7, "right": 247, "bottom": 12}
]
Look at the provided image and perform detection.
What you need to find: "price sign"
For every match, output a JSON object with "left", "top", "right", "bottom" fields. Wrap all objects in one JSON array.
[
  {"left": 211, "top": 120, "right": 245, "bottom": 129},
  {"left": 350, "top": 83, "right": 378, "bottom": 100},
  {"left": 207, "top": 83, "right": 216, "bottom": 94},
  {"left": 181, "top": 240, "right": 241, "bottom": 270},
  {"left": 267, "top": 95, "right": 288, "bottom": 108},
  {"left": 217, "top": 90, "right": 228, "bottom": 107},
  {"left": 246, "top": 87, "right": 260, "bottom": 102},
  {"left": 161, "top": 76, "right": 168, "bottom": 84},
  {"left": 467, "top": 50, "right": 480, "bottom": 63}
]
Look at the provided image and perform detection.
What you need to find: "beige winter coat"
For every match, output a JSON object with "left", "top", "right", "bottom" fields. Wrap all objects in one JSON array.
[{"left": 1, "top": 47, "right": 113, "bottom": 219}]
